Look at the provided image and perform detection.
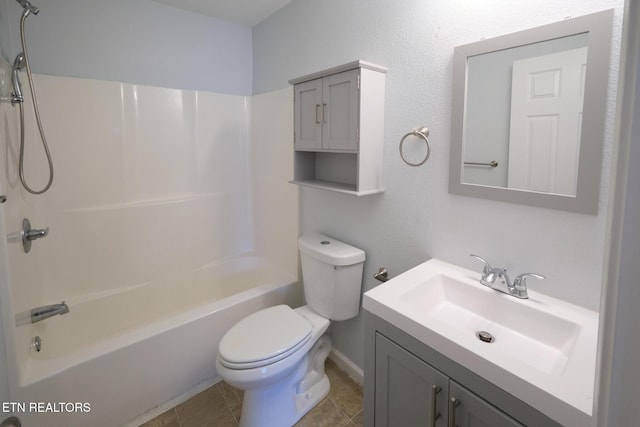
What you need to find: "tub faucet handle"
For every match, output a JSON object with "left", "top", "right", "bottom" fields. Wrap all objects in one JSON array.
[
  {"left": 25, "top": 226, "right": 48, "bottom": 240},
  {"left": 21, "top": 218, "right": 49, "bottom": 253}
]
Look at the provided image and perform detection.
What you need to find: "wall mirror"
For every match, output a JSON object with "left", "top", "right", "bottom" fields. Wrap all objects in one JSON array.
[{"left": 449, "top": 9, "right": 613, "bottom": 214}]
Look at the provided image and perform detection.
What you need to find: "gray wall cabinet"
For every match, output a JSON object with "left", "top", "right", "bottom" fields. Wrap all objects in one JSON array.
[{"left": 289, "top": 60, "right": 386, "bottom": 196}]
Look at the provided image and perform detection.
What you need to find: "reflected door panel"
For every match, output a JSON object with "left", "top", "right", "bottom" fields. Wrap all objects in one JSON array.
[{"left": 508, "top": 47, "right": 586, "bottom": 195}]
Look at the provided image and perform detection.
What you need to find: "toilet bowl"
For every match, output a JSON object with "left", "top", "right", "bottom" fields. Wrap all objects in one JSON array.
[
  {"left": 215, "top": 234, "right": 365, "bottom": 427},
  {"left": 216, "top": 306, "right": 331, "bottom": 426}
]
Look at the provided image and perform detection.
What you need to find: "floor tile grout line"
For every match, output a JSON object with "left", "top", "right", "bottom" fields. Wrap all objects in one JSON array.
[
  {"left": 173, "top": 407, "right": 183, "bottom": 427},
  {"left": 219, "top": 383, "right": 241, "bottom": 426},
  {"left": 350, "top": 407, "right": 363, "bottom": 425},
  {"left": 328, "top": 394, "right": 356, "bottom": 426}
]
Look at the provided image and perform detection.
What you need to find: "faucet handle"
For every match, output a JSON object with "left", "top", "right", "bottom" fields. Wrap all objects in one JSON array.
[
  {"left": 514, "top": 273, "right": 545, "bottom": 284},
  {"left": 470, "top": 254, "right": 492, "bottom": 273},
  {"left": 512, "top": 273, "right": 545, "bottom": 298}
]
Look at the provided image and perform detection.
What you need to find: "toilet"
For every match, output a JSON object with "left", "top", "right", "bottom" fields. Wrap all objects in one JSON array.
[{"left": 215, "top": 233, "right": 365, "bottom": 427}]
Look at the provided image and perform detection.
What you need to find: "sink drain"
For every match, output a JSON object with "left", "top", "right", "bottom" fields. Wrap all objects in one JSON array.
[{"left": 476, "top": 331, "right": 495, "bottom": 343}]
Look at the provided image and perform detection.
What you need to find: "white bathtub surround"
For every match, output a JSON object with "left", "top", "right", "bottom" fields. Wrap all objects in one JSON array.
[
  {"left": 250, "top": 87, "right": 298, "bottom": 276},
  {"left": 0, "top": 73, "right": 299, "bottom": 426},
  {"left": 7, "top": 75, "right": 255, "bottom": 310}
]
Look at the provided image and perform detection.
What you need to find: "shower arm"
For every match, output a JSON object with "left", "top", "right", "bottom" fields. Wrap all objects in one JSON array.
[{"left": 16, "top": 0, "right": 39, "bottom": 15}]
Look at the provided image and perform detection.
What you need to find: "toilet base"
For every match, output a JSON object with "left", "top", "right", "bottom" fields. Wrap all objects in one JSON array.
[
  {"left": 239, "top": 335, "right": 332, "bottom": 427},
  {"left": 293, "top": 364, "right": 330, "bottom": 418}
]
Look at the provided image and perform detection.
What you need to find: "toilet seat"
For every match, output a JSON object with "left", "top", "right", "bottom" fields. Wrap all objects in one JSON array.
[{"left": 218, "top": 305, "right": 312, "bottom": 369}]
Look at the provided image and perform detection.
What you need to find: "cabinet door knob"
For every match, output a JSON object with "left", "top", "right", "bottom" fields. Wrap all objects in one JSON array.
[
  {"left": 430, "top": 385, "right": 442, "bottom": 427},
  {"left": 315, "top": 104, "right": 321, "bottom": 124}
]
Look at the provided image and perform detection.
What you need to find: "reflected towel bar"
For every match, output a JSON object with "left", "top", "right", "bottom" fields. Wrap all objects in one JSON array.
[{"left": 464, "top": 160, "right": 498, "bottom": 167}]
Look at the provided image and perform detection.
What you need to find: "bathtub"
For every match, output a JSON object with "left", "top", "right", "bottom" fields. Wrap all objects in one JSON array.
[{"left": 7, "top": 255, "right": 302, "bottom": 427}]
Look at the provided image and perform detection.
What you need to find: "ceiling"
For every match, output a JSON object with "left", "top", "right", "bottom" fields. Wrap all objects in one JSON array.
[{"left": 152, "top": 0, "right": 295, "bottom": 27}]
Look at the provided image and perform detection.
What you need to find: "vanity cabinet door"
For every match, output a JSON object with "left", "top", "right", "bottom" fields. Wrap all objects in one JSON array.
[
  {"left": 449, "top": 381, "right": 524, "bottom": 427},
  {"left": 375, "top": 333, "right": 449, "bottom": 427}
]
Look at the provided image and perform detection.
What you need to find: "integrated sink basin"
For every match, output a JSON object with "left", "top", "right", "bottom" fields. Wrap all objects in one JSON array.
[
  {"left": 364, "top": 258, "right": 599, "bottom": 427},
  {"left": 399, "top": 271, "right": 580, "bottom": 375}
]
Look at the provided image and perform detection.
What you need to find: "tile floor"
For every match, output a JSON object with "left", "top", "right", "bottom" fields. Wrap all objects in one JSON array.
[{"left": 139, "top": 359, "right": 363, "bottom": 427}]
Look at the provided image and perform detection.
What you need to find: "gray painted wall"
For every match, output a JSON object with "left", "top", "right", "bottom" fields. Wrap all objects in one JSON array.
[
  {"left": 253, "top": 0, "right": 623, "bottom": 369},
  {"left": 0, "top": 0, "right": 12, "bottom": 63},
  {"left": 0, "top": 0, "right": 253, "bottom": 95}
]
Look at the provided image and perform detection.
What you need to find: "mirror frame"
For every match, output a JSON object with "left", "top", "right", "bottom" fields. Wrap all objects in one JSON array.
[{"left": 449, "top": 9, "right": 613, "bottom": 214}]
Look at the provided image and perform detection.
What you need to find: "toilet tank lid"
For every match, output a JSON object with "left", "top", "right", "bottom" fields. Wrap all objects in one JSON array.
[{"left": 298, "top": 234, "right": 365, "bottom": 266}]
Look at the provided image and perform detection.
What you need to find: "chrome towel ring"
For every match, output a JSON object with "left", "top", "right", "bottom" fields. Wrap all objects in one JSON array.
[{"left": 399, "top": 126, "right": 431, "bottom": 166}]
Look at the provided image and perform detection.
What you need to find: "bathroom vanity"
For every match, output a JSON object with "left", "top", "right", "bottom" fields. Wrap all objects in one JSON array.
[
  {"left": 363, "top": 259, "right": 598, "bottom": 427},
  {"left": 364, "top": 312, "right": 560, "bottom": 426}
]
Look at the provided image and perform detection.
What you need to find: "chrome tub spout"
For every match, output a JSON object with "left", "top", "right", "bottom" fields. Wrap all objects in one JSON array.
[{"left": 31, "top": 301, "right": 69, "bottom": 323}]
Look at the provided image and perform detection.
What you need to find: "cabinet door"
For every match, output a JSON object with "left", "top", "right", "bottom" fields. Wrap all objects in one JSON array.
[
  {"left": 375, "top": 333, "right": 449, "bottom": 427},
  {"left": 323, "top": 69, "right": 359, "bottom": 151},
  {"left": 294, "top": 78, "right": 323, "bottom": 150},
  {"left": 449, "top": 381, "right": 524, "bottom": 427}
]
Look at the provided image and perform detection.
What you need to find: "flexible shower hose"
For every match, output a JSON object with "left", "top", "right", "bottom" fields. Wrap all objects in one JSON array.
[{"left": 17, "top": 7, "right": 54, "bottom": 194}]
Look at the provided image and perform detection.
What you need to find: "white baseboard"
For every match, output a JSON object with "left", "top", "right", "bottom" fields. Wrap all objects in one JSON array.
[{"left": 328, "top": 348, "right": 364, "bottom": 386}]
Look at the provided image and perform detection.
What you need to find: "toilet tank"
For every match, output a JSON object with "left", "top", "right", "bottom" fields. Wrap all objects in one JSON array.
[{"left": 298, "top": 234, "right": 365, "bottom": 321}]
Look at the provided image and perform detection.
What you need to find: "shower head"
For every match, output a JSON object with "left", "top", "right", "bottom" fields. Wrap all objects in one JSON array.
[
  {"left": 16, "top": 0, "right": 39, "bottom": 16},
  {"left": 11, "top": 52, "right": 25, "bottom": 103},
  {"left": 13, "top": 52, "right": 25, "bottom": 71}
]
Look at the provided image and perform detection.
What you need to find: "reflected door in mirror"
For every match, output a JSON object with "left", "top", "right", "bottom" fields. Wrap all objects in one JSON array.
[{"left": 508, "top": 47, "right": 587, "bottom": 196}]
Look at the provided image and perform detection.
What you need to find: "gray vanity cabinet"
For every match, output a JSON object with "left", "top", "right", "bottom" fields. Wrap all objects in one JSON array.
[
  {"left": 449, "top": 381, "right": 524, "bottom": 427},
  {"left": 364, "top": 311, "right": 561, "bottom": 427},
  {"left": 374, "top": 332, "right": 522, "bottom": 427},
  {"left": 375, "top": 333, "right": 449, "bottom": 426}
]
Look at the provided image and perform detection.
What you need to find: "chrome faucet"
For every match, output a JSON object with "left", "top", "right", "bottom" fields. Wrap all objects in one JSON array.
[
  {"left": 470, "top": 255, "right": 544, "bottom": 299},
  {"left": 31, "top": 301, "right": 69, "bottom": 323}
]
